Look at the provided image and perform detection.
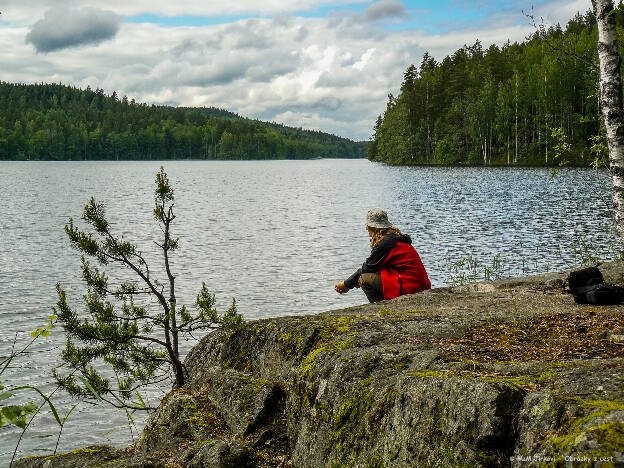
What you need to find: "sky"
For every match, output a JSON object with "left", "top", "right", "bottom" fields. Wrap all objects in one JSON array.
[{"left": 1, "top": 0, "right": 590, "bottom": 140}]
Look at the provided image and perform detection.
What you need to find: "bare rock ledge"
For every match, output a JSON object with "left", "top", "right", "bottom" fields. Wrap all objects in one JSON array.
[{"left": 15, "top": 263, "right": 624, "bottom": 467}]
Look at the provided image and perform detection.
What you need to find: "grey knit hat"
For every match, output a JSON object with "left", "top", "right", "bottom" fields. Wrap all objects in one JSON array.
[{"left": 365, "top": 209, "right": 393, "bottom": 228}]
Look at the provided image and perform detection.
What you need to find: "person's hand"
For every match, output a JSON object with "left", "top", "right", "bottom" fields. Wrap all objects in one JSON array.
[{"left": 334, "top": 282, "right": 349, "bottom": 294}]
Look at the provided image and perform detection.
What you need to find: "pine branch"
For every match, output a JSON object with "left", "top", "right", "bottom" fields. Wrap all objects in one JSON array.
[{"left": 55, "top": 166, "right": 244, "bottom": 416}]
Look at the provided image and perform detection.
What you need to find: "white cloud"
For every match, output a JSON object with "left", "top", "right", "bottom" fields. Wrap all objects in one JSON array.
[
  {"left": 1, "top": 0, "right": 369, "bottom": 25},
  {"left": 535, "top": 0, "right": 590, "bottom": 26},
  {"left": 353, "top": 48, "right": 376, "bottom": 71},
  {"left": 0, "top": 0, "right": 592, "bottom": 140}
]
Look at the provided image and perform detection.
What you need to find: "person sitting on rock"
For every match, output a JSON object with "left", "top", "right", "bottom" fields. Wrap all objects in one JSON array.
[{"left": 334, "top": 209, "right": 431, "bottom": 302}]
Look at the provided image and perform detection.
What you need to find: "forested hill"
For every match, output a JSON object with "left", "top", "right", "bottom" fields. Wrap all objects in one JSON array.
[
  {"left": 178, "top": 105, "right": 368, "bottom": 155},
  {"left": 368, "top": 10, "right": 610, "bottom": 166},
  {"left": 0, "top": 82, "right": 367, "bottom": 161}
]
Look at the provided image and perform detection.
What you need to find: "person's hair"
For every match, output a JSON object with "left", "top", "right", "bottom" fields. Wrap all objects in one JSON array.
[{"left": 369, "top": 226, "right": 402, "bottom": 248}]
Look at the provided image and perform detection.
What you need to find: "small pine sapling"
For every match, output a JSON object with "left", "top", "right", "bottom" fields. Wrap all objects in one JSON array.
[{"left": 53, "top": 167, "right": 242, "bottom": 410}]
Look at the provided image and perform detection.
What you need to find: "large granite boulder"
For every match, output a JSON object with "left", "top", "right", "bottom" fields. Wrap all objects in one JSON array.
[{"left": 15, "top": 262, "right": 624, "bottom": 467}]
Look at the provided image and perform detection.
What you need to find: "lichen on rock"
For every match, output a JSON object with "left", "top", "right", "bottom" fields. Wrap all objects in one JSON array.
[{"left": 14, "top": 262, "right": 624, "bottom": 467}]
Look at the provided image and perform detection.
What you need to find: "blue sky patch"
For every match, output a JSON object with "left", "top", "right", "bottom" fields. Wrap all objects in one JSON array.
[
  {"left": 124, "top": 14, "right": 259, "bottom": 27},
  {"left": 123, "top": 0, "right": 551, "bottom": 34}
]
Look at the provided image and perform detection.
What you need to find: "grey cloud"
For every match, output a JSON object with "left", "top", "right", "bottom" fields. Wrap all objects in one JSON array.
[
  {"left": 365, "top": 0, "right": 407, "bottom": 21},
  {"left": 273, "top": 15, "right": 295, "bottom": 28},
  {"left": 339, "top": 54, "right": 356, "bottom": 67},
  {"left": 232, "top": 32, "right": 272, "bottom": 50},
  {"left": 327, "top": 10, "right": 349, "bottom": 28},
  {"left": 168, "top": 37, "right": 223, "bottom": 59},
  {"left": 170, "top": 39, "right": 204, "bottom": 57},
  {"left": 314, "top": 96, "right": 342, "bottom": 111},
  {"left": 185, "top": 61, "right": 249, "bottom": 87},
  {"left": 325, "top": 8, "right": 391, "bottom": 40},
  {"left": 158, "top": 18, "right": 301, "bottom": 88},
  {"left": 246, "top": 61, "right": 298, "bottom": 82},
  {"left": 336, "top": 22, "right": 387, "bottom": 41},
  {"left": 193, "top": 49, "right": 298, "bottom": 86},
  {"left": 262, "top": 98, "right": 345, "bottom": 118},
  {"left": 165, "top": 32, "right": 298, "bottom": 87},
  {"left": 295, "top": 26, "right": 308, "bottom": 42},
  {"left": 26, "top": 7, "right": 121, "bottom": 53},
  {"left": 219, "top": 22, "right": 274, "bottom": 50},
  {"left": 317, "top": 70, "right": 355, "bottom": 88}
]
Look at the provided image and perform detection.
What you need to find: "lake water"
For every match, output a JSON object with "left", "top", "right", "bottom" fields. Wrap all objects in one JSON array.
[{"left": 0, "top": 159, "right": 617, "bottom": 463}]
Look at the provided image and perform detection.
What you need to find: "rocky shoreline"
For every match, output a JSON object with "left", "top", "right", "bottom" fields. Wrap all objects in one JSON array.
[{"left": 15, "top": 263, "right": 624, "bottom": 467}]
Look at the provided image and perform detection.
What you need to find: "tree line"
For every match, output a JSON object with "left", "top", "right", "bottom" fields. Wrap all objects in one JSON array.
[
  {"left": 0, "top": 82, "right": 367, "bottom": 161},
  {"left": 368, "top": 10, "right": 616, "bottom": 166}
]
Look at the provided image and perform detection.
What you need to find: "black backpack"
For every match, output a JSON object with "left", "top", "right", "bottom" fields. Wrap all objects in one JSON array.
[{"left": 567, "top": 266, "right": 624, "bottom": 305}]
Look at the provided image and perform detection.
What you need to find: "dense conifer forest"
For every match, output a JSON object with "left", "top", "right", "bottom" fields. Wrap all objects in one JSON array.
[
  {"left": 368, "top": 10, "right": 615, "bottom": 166},
  {"left": 0, "top": 82, "right": 367, "bottom": 160}
]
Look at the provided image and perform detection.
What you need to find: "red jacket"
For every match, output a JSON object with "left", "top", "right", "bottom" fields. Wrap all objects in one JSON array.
[
  {"left": 344, "top": 234, "right": 431, "bottom": 300},
  {"left": 378, "top": 241, "right": 431, "bottom": 299}
]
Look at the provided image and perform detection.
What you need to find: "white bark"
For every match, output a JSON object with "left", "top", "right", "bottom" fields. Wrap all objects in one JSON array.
[
  {"left": 515, "top": 73, "right": 518, "bottom": 164},
  {"left": 544, "top": 72, "right": 548, "bottom": 164},
  {"left": 507, "top": 135, "right": 510, "bottom": 166},
  {"left": 593, "top": 0, "right": 624, "bottom": 248}
]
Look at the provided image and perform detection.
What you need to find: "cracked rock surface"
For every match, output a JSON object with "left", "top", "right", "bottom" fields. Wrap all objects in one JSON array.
[{"left": 15, "top": 262, "right": 624, "bottom": 467}]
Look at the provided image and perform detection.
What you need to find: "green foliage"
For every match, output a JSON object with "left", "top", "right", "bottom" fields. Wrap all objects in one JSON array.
[
  {"left": 0, "top": 317, "right": 82, "bottom": 465},
  {"left": 550, "top": 127, "right": 572, "bottom": 177},
  {"left": 0, "top": 82, "right": 366, "bottom": 161},
  {"left": 0, "top": 403, "right": 38, "bottom": 430},
  {"left": 448, "top": 253, "right": 505, "bottom": 285},
  {"left": 30, "top": 314, "right": 56, "bottom": 339},
  {"left": 1, "top": 318, "right": 61, "bottom": 430},
  {"left": 221, "top": 299, "right": 245, "bottom": 332},
  {"left": 573, "top": 234, "right": 602, "bottom": 265},
  {"left": 195, "top": 282, "right": 219, "bottom": 324},
  {"left": 541, "top": 397, "right": 624, "bottom": 456},
  {"left": 369, "top": 11, "right": 607, "bottom": 167},
  {"left": 589, "top": 119, "right": 610, "bottom": 170},
  {"left": 54, "top": 167, "right": 243, "bottom": 409}
]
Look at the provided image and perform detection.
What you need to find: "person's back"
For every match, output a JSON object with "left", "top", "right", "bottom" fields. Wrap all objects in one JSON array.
[
  {"left": 376, "top": 233, "right": 430, "bottom": 299},
  {"left": 334, "top": 209, "right": 430, "bottom": 303}
]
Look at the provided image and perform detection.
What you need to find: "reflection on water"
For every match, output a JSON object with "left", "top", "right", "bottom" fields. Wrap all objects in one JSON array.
[{"left": 0, "top": 160, "right": 616, "bottom": 462}]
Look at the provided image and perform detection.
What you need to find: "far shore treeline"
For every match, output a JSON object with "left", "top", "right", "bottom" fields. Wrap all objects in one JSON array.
[
  {"left": 368, "top": 10, "right": 613, "bottom": 167},
  {"left": 0, "top": 82, "right": 366, "bottom": 161}
]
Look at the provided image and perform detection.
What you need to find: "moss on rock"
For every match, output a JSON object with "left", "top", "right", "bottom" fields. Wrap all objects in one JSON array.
[
  {"left": 327, "top": 378, "right": 373, "bottom": 457},
  {"left": 16, "top": 262, "right": 624, "bottom": 468}
]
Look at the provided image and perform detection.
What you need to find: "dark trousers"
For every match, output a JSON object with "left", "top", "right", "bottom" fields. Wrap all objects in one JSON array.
[{"left": 359, "top": 273, "right": 384, "bottom": 303}]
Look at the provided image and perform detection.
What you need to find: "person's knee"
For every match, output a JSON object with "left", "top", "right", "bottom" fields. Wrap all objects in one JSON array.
[
  {"left": 359, "top": 273, "right": 375, "bottom": 289},
  {"left": 359, "top": 273, "right": 383, "bottom": 302},
  {"left": 359, "top": 273, "right": 381, "bottom": 292}
]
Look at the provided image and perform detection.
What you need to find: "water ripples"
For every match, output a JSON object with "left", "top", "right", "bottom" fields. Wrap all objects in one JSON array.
[{"left": 0, "top": 159, "right": 617, "bottom": 463}]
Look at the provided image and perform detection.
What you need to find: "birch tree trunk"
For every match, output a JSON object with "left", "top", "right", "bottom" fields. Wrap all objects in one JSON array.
[
  {"left": 593, "top": 0, "right": 624, "bottom": 248},
  {"left": 515, "top": 73, "right": 518, "bottom": 164}
]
